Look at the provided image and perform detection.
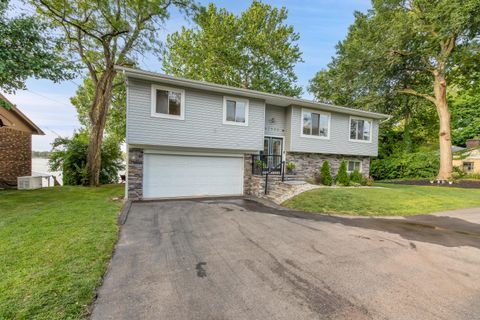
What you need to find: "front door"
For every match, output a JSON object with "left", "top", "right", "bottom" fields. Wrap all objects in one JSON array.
[{"left": 262, "top": 137, "right": 283, "bottom": 169}]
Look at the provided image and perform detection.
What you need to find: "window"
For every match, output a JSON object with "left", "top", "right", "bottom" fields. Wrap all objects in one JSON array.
[
  {"left": 347, "top": 160, "right": 362, "bottom": 173},
  {"left": 350, "top": 117, "right": 372, "bottom": 142},
  {"left": 223, "top": 97, "right": 249, "bottom": 125},
  {"left": 302, "top": 109, "right": 330, "bottom": 138},
  {"left": 463, "top": 162, "right": 474, "bottom": 172},
  {"left": 151, "top": 85, "right": 185, "bottom": 119}
]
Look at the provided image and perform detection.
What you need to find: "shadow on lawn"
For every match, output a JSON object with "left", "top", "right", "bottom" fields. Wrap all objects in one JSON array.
[{"left": 208, "top": 198, "right": 480, "bottom": 250}]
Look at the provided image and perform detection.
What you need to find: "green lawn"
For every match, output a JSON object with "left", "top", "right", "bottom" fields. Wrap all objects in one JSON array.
[
  {"left": 283, "top": 183, "right": 480, "bottom": 216},
  {"left": 0, "top": 184, "right": 124, "bottom": 319}
]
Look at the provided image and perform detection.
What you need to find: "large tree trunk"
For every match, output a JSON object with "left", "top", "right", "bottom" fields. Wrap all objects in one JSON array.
[
  {"left": 433, "top": 72, "right": 453, "bottom": 181},
  {"left": 86, "top": 67, "right": 116, "bottom": 186}
]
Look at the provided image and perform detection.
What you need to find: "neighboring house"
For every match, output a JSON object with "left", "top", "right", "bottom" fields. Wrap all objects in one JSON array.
[
  {"left": 119, "top": 67, "right": 389, "bottom": 199},
  {"left": 0, "top": 94, "right": 45, "bottom": 187},
  {"left": 453, "top": 139, "right": 480, "bottom": 174}
]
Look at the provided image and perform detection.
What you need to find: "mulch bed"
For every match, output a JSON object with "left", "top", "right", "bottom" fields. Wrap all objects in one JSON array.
[{"left": 382, "top": 179, "right": 480, "bottom": 189}]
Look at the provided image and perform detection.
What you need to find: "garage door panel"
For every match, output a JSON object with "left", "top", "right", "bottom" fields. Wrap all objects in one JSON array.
[{"left": 143, "top": 154, "right": 243, "bottom": 198}]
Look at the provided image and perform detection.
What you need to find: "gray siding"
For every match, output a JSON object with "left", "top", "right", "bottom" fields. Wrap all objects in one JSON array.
[
  {"left": 264, "top": 105, "right": 286, "bottom": 137},
  {"left": 289, "top": 106, "right": 379, "bottom": 156},
  {"left": 127, "top": 78, "right": 264, "bottom": 151},
  {"left": 284, "top": 106, "right": 292, "bottom": 152}
]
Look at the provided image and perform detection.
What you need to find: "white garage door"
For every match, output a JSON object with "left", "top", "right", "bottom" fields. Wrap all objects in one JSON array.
[{"left": 143, "top": 153, "right": 244, "bottom": 199}]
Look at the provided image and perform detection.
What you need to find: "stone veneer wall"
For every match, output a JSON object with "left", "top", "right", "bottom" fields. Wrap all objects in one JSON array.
[
  {"left": 243, "top": 154, "right": 253, "bottom": 195},
  {"left": 285, "top": 152, "right": 370, "bottom": 180},
  {"left": 0, "top": 127, "right": 32, "bottom": 187},
  {"left": 128, "top": 148, "right": 143, "bottom": 200}
]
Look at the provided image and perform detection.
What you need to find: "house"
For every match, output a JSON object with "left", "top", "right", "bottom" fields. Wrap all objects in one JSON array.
[
  {"left": 118, "top": 67, "right": 389, "bottom": 200},
  {"left": 0, "top": 94, "right": 45, "bottom": 187},
  {"left": 453, "top": 139, "right": 480, "bottom": 174}
]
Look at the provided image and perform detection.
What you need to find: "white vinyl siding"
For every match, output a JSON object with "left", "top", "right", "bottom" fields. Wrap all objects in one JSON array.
[
  {"left": 127, "top": 79, "right": 264, "bottom": 151},
  {"left": 289, "top": 106, "right": 379, "bottom": 156},
  {"left": 265, "top": 105, "right": 287, "bottom": 136}
]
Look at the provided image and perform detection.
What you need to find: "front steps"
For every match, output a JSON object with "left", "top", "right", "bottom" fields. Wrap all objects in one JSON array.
[{"left": 247, "top": 174, "right": 319, "bottom": 204}]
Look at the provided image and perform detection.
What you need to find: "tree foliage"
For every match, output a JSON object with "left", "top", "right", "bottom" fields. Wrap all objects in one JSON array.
[
  {"left": 450, "top": 84, "right": 480, "bottom": 146},
  {"left": 0, "top": 0, "right": 76, "bottom": 107},
  {"left": 320, "top": 161, "right": 333, "bottom": 186},
  {"left": 309, "top": 0, "right": 480, "bottom": 180},
  {"left": 336, "top": 161, "right": 350, "bottom": 186},
  {"left": 350, "top": 170, "right": 363, "bottom": 184},
  {"left": 49, "top": 130, "right": 124, "bottom": 186},
  {"left": 71, "top": 75, "right": 126, "bottom": 143},
  {"left": 33, "top": 0, "right": 196, "bottom": 185},
  {"left": 371, "top": 151, "right": 439, "bottom": 180},
  {"left": 163, "top": 1, "right": 303, "bottom": 97}
]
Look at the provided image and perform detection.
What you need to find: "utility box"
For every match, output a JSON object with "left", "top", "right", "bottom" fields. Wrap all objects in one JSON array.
[{"left": 17, "top": 176, "right": 43, "bottom": 190}]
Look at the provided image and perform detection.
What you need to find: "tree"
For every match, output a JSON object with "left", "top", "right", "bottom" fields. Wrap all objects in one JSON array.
[
  {"left": 49, "top": 130, "right": 123, "bottom": 185},
  {"left": 0, "top": 0, "right": 75, "bottom": 108},
  {"left": 71, "top": 75, "right": 126, "bottom": 143},
  {"left": 450, "top": 84, "right": 480, "bottom": 147},
  {"left": 309, "top": 0, "right": 480, "bottom": 180},
  {"left": 336, "top": 161, "right": 349, "bottom": 186},
  {"left": 33, "top": 0, "right": 195, "bottom": 186},
  {"left": 163, "top": 1, "right": 303, "bottom": 97},
  {"left": 320, "top": 161, "right": 333, "bottom": 186}
]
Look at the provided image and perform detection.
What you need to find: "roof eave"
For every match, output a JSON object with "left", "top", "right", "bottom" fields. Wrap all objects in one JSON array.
[{"left": 116, "top": 66, "right": 390, "bottom": 120}]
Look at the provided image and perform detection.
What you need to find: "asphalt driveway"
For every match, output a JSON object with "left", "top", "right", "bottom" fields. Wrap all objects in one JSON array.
[{"left": 91, "top": 199, "right": 480, "bottom": 320}]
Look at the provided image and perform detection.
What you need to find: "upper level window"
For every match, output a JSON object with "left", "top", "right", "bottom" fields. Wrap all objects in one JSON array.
[
  {"left": 151, "top": 84, "right": 185, "bottom": 120},
  {"left": 302, "top": 109, "right": 330, "bottom": 139},
  {"left": 348, "top": 160, "right": 362, "bottom": 173},
  {"left": 223, "top": 96, "right": 249, "bottom": 126},
  {"left": 350, "top": 117, "right": 372, "bottom": 142}
]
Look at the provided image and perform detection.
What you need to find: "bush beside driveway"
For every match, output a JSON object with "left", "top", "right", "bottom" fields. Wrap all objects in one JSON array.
[{"left": 0, "top": 185, "right": 123, "bottom": 319}]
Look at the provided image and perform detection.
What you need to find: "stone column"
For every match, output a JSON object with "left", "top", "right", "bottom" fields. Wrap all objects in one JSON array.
[{"left": 127, "top": 148, "right": 143, "bottom": 200}]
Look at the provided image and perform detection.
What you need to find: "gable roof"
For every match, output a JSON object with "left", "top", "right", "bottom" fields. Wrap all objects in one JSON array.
[
  {"left": 0, "top": 93, "right": 45, "bottom": 135},
  {"left": 116, "top": 66, "right": 390, "bottom": 120}
]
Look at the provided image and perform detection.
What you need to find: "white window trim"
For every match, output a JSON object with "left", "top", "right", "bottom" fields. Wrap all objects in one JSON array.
[
  {"left": 348, "top": 116, "right": 373, "bottom": 143},
  {"left": 151, "top": 84, "right": 185, "bottom": 120},
  {"left": 300, "top": 108, "right": 331, "bottom": 140},
  {"left": 223, "top": 96, "right": 249, "bottom": 126},
  {"left": 347, "top": 160, "right": 363, "bottom": 173}
]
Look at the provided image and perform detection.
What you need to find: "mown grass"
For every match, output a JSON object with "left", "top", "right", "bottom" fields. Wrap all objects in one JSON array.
[
  {"left": 0, "top": 185, "right": 124, "bottom": 319},
  {"left": 283, "top": 183, "right": 480, "bottom": 216}
]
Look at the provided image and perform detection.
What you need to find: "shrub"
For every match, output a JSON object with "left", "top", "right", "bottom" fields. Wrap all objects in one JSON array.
[
  {"left": 286, "top": 161, "right": 296, "bottom": 172},
  {"left": 465, "top": 173, "right": 480, "bottom": 180},
  {"left": 361, "top": 177, "right": 375, "bottom": 186},
  {"left": 349, "top": 169, "right": 363, "bottom": 184},
  {"left": 452, "top": 166, "right": 467, "bottom": 179},
  {"left": 336, "top": 160, "right": 350, "bottom": 186},
  {"left": 255, "top": 159, "right": 267, "bottom": 169},
  {"left": 370, "top": 151, "right": 439, "bottom": 180},
  {"left": 49, "top": 130, "right": 124, "bottom": 185},
  {"left": 320, "top": 160, "right": 333, "bottom": 186}
]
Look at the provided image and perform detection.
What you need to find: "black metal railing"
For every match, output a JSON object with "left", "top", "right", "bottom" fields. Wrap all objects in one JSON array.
[
  {"left": 251, "top": 155, "right": 285, "bottom": 195},
  {"left": 252, "top": 154, "right": 283, "bottom": 175}
]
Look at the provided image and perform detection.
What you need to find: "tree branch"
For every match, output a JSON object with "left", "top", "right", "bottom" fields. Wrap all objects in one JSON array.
[
  {"left": 397, "top": 88, "right": 436, "bottom": 104},
  {"left": 76, "top": 29, "right": 98, "bottom": 84},
  {"left": 37, "top": 0, "right": 103, "bottom": 42}
]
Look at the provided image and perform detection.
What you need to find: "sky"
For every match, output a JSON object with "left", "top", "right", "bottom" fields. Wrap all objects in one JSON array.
[{"left": 4, "top": 0, "right": 371, "bottom": 151}]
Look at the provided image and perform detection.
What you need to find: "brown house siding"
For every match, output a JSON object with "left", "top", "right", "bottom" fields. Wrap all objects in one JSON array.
[{"left": 0, "top": 127, "right": 32, "bottom": 186}]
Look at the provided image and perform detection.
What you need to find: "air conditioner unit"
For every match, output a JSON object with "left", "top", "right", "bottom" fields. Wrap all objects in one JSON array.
[{"left": 17, "top": 176, "right": 43, "bottom": 190}]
